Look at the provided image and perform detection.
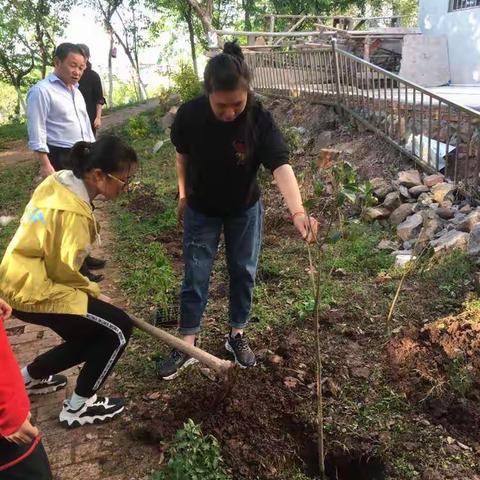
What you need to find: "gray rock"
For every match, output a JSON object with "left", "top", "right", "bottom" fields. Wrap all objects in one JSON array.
[
  {"left": 383, "top": 191, "right": 401, "bottom": 211},
  {"left": 409, "top": 185, "right": 430, "bottom": 198},
  {"left": 390, "top": 203, "right": 415, "bottom": 226},
  {"left": 317, "top": 131, "right": 333, "bottom": 148},
  {"left": 431, "top": 182, "right": 455, "bottom": 203},
  {"left": 423, "top": 174, "right": 445, "bottom": 188},
  {"left": 394, "top": 253, "right": 415, "bottom": 268},
  {"left": 398, "top": 169, "right": 422, "bottom": 188},
  {"left": 0, "top": 216, "right": 15, "bottom": 227},
  {"left": 436, "top": 207, "right": 455, "bottom": 220},
  {"left": 430, "top": 230, "right": 469, "bottom": 254},
  {"left": 377, "top": 239, "right": 399, "bottom": 250},
  {"left": 417, "top": 211, "right": 442, "bottom": 244},
  {"left": 468, "top": 224, "right": 480, "bottom": 256},
  {"left": 165, "top": 92, "right": 181, "bottom": 108},
  {"left": 456, "top": 211, "right": 480, "bottom": 232},
  {"left": 371, "top": 177, "right": 392, "bottom": 200},
  {"left": 363, "top": 207, "right": 390, "bottom": 222},
  {"left": 397, "top": 213, "right": 423, "bottom": 241},
  {"left": 161, "top": 111, "right": 176, "bottom": 130},
  {"left": 459, "top": 204, "right": 472, "bottom": 214},
  {"left": 451, "top": 212, "right": 467, "bottom": 227},
  {"left": 417, "top": 192, "right": 433, "bottom": 206},
  {"left": 399, "top": 185, "right": 411, "bottom": 200},
  {"left": 391, "top": 249, "right": 413, "bottom": 256}
]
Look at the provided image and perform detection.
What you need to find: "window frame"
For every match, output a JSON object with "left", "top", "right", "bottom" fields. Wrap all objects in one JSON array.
[{"left": 449, "top": 0, "right": 480, "bottom": 12}]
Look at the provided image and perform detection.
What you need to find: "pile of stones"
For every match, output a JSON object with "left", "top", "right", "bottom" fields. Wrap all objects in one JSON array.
[{"left": 363, "top": 169, "right": 480, "bottom": 265}]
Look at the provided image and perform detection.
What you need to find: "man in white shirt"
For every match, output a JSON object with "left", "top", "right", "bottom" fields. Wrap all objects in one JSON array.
[
  {"left": 27, "top": 43, "right": 104, "bottom": 281},
  {"left": 27, "top": 43, "right": 95, "bottom": 178}
]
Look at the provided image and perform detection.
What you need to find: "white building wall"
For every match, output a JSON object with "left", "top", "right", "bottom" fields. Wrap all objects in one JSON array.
[{"left": 419, "top": 0, "right": 480, "bottom": 84}]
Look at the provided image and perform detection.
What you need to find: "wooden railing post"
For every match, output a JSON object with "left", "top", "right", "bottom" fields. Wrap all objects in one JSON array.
[{"left": 331, "top": 39, "right": 342, "bottom": 110}]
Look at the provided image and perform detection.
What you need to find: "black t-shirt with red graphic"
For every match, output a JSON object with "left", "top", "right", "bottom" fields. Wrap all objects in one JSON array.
[{"left": 170, "top": 95, "right": 289, "bottom": 217}]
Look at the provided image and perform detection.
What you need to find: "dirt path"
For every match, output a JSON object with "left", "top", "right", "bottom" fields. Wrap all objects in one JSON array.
[
  {"left": 5, "top": 200, "right": 161, "bottom": 480},
  {"left": 0, "top": 98, "right": 159, "bottom": 170}
]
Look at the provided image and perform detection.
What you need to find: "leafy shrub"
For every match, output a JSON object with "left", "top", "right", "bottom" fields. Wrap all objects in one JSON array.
[
  {"left": 280, "top": 126, "right": 301, "bottom": 151},
  {"left": 125, "top": 114, "right": 150, "bottom": 140},
  {"left": 446, "top": 357, "right": 473, "bottom": 398},
  {"left": 171, "top": 62, "right": 202, "bottom": 102},
  {"left": 151, "top": 419, "right": 230, "bottom": 480}
]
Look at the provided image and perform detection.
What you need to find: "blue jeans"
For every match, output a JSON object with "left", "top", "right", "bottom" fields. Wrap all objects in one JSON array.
[{"left": 179, "top": 202, "right": 263, "bottom": 335}]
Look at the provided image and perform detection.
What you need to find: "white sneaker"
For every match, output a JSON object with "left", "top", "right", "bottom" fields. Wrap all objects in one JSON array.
[
  {"left": 59, "top": 394, "right": 125, "bottom": 427},
  {"left": 26, "top": 374, "right": 67, "bottom": 395}
]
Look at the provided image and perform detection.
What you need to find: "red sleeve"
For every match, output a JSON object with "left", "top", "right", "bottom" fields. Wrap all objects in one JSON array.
[{"left": 0, "top": 319, "right": 30, "bottom": 437}]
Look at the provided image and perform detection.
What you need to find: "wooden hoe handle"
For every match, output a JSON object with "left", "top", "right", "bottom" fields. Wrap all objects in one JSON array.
[{"left": 130, "top": 315, "right": 234, "bottom": 375}]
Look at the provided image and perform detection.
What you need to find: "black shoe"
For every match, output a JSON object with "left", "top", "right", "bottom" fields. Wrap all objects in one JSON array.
[
  {"left": 86, "top": 271, "right": 104, "bottom": 283},
  {"left": 156, "top": 349, "right": 198, "bottom": 380},
  {"left": 59, "top": 394, "right": 125, "bottom": 427},
  {"left": 85, "top": 255, "right": 107, "bottom": 270},
  {"left": 80, "top": 264, "right": 104, "bottom": 283},
  {"left": 225, "top": 333, "right": 256, "bottom": 368},
  {"left": 152, "top": 305, "right": 179, "bottom": 327},
  {"left": 26, "top": 374, "right": 68, "bottom": 395}
]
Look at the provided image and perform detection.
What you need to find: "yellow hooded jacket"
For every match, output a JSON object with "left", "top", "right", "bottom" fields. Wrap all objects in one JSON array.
[{"left": 0, "top": 171, "right": 100, "bottom": 315}]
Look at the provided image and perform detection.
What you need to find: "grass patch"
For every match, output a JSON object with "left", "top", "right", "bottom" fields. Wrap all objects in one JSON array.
[
  {"left": 103, "top": 99, "right": 149, "bottom": 115},
  {"left": 0, "top": 121, "right": 27, "bottom": 149},
  {"left": 108, "top": 107, "right": 178, "bottom": 306},
  {"left": 323, "top": 222, "right": 394, "bottom": 275},
  {"left": 446, "top": 356, "right": 473, "bottom": 398},
  {"left": 0, "top": 164, "right": 36, "bottom": 252}
]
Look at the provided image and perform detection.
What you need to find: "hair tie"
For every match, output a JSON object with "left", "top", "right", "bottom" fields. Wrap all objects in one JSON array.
[{"left": 84, "top": 146, "right": 90, "bottom": 155}]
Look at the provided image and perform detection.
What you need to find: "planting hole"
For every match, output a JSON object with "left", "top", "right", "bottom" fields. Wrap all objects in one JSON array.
[{"left": 324, "top": 452, "right": 386, "bottom": 480}]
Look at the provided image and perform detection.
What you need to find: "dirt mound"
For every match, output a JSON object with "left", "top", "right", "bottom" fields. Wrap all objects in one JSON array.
[
  {"left": 387, "top": 309, "right": 480, "bottom": 442},
  {"left": 128, "top": 332, "right": 323, "bottom": 479},
  {"left": 125, "top": 184, "right": 166, "bottom": 219},
  {"left": 265, "top": 98, "right": 410, "bottom": 181}
]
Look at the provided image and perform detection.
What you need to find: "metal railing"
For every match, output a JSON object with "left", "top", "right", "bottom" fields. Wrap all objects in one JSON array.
[{"left": 244, "top": 41, "right": 480, "bottom": 188}]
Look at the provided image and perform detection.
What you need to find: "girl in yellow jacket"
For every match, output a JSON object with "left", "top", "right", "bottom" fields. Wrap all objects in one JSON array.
[{"left": 0, "top": 135, "right": 138, "bottom": 427}]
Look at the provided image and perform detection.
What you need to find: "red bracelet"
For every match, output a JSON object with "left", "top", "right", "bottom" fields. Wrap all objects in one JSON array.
[{"left": 292, "top": 211, "right": 306, "bottom": 219}]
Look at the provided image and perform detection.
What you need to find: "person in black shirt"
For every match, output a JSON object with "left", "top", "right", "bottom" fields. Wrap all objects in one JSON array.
[
  {"left": 156, "top": 41, "right": 318, "bottom": 378},
  {"left": 78, "top": 44, "right": 106, "bottom": 136}
]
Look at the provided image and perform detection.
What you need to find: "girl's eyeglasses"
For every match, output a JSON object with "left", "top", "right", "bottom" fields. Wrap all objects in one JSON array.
[{"left": 107, "top": 173, "right": 130, "bottom": 191}]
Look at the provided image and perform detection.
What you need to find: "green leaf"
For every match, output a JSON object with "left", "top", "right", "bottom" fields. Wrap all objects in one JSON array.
[
  {"left": 314, "top": 180, "right": 325, "bottom": 196},
  {"left": 303, "top": 198, "right": 315, "bottom": 210}
]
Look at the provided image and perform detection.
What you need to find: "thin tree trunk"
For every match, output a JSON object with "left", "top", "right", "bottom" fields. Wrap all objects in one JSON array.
[
  {"left": 185, "top": 6, "right": 198, "bottom": 75},
  {"left": 111, "top": 29, "right": 147, "bottom": 101},
  {"left": 108, "top": 31, "right": 114, "bottom": 107}
]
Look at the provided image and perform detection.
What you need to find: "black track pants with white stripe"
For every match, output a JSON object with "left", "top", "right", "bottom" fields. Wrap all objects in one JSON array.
[{"left": 13, "top": 297, "right": 133, "bottom": 398}]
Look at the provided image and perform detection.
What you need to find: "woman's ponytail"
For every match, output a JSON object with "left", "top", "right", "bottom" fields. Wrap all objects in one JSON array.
[
  {"left": 68, "top": 136, "right": 137, "bottom": 179},
  {"left": 69, "top": 141, "right": 93, "bottom": 178}
]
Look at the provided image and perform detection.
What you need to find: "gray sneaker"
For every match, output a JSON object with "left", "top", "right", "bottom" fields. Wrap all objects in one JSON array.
[
  {"left": 156, "top": 349, "right": 198, "bottom": 380},
  {"left": 225, "top": 333, "right": 256, "bottom": 368}
]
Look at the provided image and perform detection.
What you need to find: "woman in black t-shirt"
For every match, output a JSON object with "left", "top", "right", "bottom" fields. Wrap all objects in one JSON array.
[{"left": 157, "top": 41, "right": 318, "bottom": 379}]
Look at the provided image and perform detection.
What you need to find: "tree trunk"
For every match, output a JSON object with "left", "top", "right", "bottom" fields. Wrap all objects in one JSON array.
[
  {"left": 244, "top": 8, "right": 252, "bottom": 32},
  {"left": 108, "top": 32, "right": 114, "bottom": 107},
  {"left": 15, "top": 85, "right": 26, "bottom": 114},
  {"left": 185, "top": 0, "right": 215, "bottom": 37},
  {"left": 111, "top": 29, "right": 147, "bottom": 101},
  {"left": 185, "top": 5, "right": 198, "bottom": 75}
]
